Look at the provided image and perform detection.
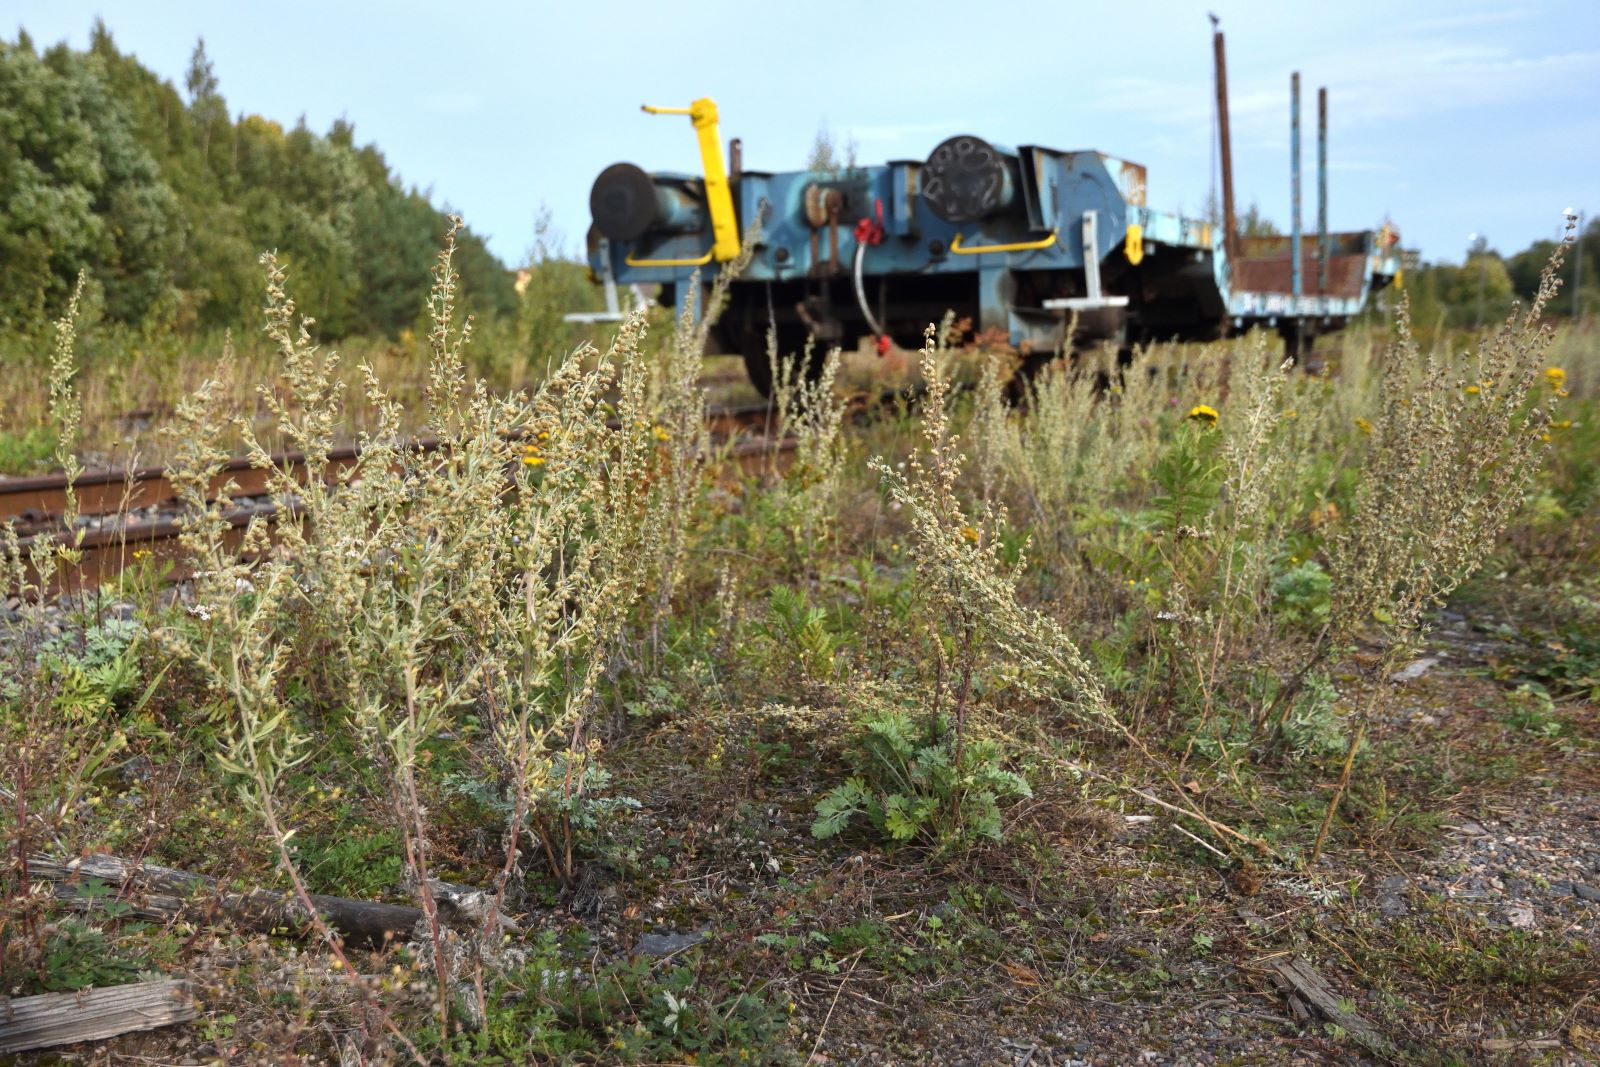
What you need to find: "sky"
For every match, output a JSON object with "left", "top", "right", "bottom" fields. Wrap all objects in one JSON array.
[{"left": 12, "top": 0, "right": 1599, "bottom": 267}]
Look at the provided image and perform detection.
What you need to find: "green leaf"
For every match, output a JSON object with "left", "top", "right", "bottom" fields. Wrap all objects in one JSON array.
[{"left": 811, "top": 779, "right": 866, "bottom": 839}]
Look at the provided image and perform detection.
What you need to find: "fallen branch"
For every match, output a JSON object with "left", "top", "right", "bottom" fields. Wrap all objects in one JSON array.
[
  {"left": 0, "top": 979, "right": 194, "bottom": 1055},
  {"left": 1127, "top": 787, "right": 1274, "bottom": 856},
  {"left": 30, "top": 855, "right": 515, "bottom": 949}
]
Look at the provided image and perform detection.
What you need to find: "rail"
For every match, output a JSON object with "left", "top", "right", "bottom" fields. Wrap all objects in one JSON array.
[{"left": 1, "top": 403, "right": 800, "bottom": 596}]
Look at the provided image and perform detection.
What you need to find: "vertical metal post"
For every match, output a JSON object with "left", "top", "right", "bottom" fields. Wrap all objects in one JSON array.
[
  {"left": 599, "top": 237, "right": 619, "bottom": 317},
  {"left": 729, "top": 137, "right": 743, "bottom": 182},
  {"left": 1290, "top": 72, "right": 1302, "bottom": 299},
  {"left": 1317, "top": 87, "right": 1328, "bottom": 294},
  {"left": 1213, "top": 29, "right": 1238, "bottom": 265},
  {"left": 1082, "top": 211, "right": 1103, "bottom": 302}
]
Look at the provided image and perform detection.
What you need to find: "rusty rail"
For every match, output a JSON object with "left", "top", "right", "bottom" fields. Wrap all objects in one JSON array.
[{"left": 3, "top": 403, "right": 795, "bottom": 596}]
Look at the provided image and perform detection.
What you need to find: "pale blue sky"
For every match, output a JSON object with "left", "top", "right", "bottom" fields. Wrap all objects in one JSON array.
[{"left": 13, "top": 1, "right": 1598, "bottom": 266}]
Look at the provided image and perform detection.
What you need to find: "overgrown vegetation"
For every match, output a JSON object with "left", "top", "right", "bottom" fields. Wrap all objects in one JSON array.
[{"left": 2, "top": 211, "right": 1596, "bottom": 1062}]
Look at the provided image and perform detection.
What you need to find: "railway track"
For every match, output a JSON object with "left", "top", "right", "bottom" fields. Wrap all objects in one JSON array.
[{"left": 2, "top": 402, "right": 796, "bottom": 595}]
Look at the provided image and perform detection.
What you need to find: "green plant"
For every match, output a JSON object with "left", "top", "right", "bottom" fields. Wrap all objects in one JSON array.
[
  {"left": 433, "top": 932, "right": 789, "bottom": 1064},
  {"left": 1272, "top": 559, "right": 1333, "bottom": 630},
  {"left": 1498, "top": 682, "right": 1564, "bottom": 738},
  {"left": 753, "top": 584, "right": 841, "bottom": 688},
  {"left": 0, "top": 424, "right": 57, "bottom": 475},
  {"left": 812, "top": 702, "right": 1031, "bottom": 851}
]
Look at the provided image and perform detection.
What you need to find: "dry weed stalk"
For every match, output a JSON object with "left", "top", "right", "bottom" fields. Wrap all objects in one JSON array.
[
  {"left": 874, "top": 326, "right": 1107, "bottom": 758},
  {"left": 168, "top": 219, "right": 668, "bottom": 1046},
  {"left": 1311, "top": 221, "right": 1576, "bottom": 862}
]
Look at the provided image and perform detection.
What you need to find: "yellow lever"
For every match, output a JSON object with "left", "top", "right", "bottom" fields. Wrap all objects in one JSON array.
[
  {"left": 641, "top": 98, "right": 740, "bottom": 262},
  {"left": 949, "top": 230, "right": 1059, "bottom": 255}
]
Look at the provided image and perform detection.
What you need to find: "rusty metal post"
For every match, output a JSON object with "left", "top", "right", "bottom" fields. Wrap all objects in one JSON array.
[
  {"left": 1317, "top": 87, "right": 1328, "bottom": 294},
  {"left": 1213, "top": 29, "right": 1238, "bottom": 265},
  {"left": 1290, "top": 72, "right": 1302, "bottom": 299}
]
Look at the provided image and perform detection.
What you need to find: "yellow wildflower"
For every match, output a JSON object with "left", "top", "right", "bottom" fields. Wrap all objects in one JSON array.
[
  {"left": 1464, "top": 384, "right": 1479, "bottom": 395},
  {"left": 1546, "top": 367, "right": 1566, "bottom": 387},
  {"left": 960, "top": 526, "right": 980, "bottom": 543},
  {"left": 1355, "top": 417, "right": 1373, "bottom": 434},
  {"left": 1187, "top": 404, "right": 1219, "bottom": 425},
  {"left": 1553, "top": 420, "right": 1573, "bottom": 430},
  {"left": 652, "top": 424, "right": 670, "bottom": 442},
  {"left": 523, "top": 455, "right": 545, "bottom": 467}
]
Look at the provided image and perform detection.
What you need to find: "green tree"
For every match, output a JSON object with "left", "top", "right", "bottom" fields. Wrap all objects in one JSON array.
[{"left": 0, "top": 36, "right": 180, "bottom": 327}]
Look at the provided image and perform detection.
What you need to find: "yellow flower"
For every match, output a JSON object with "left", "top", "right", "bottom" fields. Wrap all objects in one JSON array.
[
  {"left": 1187, "top": 404, "right": 1219, "bottom": 424},
  {"left": 960, "top": 526, "right": 980, "bottom": 543},
  {"left": 1284, "top": 410, "right": 1298, "bottom": 419},
  {"left": 1464, "top": 384, "right": 1480, "bottom": 395},
  {"left": 523, "top": 455, "right": 545, "bottom": 467},
  {"left": 538, "top": 430, "right": 550, "bottom": 440},
  {"left": 1546, "top": 367, "right": 1566, "bottom": 387},
  {"left": 1354, "top": 417, "right": 1373, "bottom": 434},
  {"left": 1553, "top": 419, "right": 1573, "bottom": 430},
  {"left": 652, "top": 424, "right": 670, "bottom": 442},
  {"left": 1540, "top": 433, "right": 1552, "bottom": 442}
]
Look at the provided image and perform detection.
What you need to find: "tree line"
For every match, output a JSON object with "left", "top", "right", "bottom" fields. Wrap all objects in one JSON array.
[
  {"left": 0, "top": 23, "right": 516, "bottom": 338},
  {"left": 1402, "top": 221, "right": 1597, "bottom": 331}
]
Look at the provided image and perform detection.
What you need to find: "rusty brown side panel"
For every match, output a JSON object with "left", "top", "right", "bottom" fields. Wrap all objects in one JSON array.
[{"left": 1233, "top": 251, "right": 1367, "bottom": 298}]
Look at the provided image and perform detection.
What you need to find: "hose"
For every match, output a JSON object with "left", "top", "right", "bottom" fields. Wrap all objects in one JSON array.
[{"left": 852, "top": 239, "right": 886, "bottom": 339}]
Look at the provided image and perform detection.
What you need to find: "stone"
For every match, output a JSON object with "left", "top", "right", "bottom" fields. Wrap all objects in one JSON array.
[
  {"left": 1390, "top": 656, "right": 1440, "bottom": 683},
  {"left": 636, "top": 929, "right": 707, "bottom": 956}
]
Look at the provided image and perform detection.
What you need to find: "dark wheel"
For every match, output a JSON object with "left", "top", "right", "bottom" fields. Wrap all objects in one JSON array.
[{"left": 739, "top": 325, "right": 827, "bottom": 399}]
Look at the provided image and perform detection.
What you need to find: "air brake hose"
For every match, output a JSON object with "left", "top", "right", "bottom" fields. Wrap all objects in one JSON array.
[{"left": 852, "top": 239, "right": 886, "bottom": 339}]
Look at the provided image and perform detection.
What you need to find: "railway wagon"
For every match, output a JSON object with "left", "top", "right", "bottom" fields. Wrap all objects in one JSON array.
[{"left": 578, "top": 87, "right": 1401, "bottom": 396}]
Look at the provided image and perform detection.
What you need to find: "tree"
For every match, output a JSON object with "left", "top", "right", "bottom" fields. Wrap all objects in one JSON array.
[
  {"left": 0, "top": 37, "right": 180, "bottom": 327},
  {"left": 806, "top": 123, "right": 857, "bottom": 173},
  {"left": 1237, "top": 200, "right": 1280, "bottom": 238},
  {"left": 184, "top": 37, "right": 227, "bottom": 161},
  {"left": 1, "top": 23, "right": 514, "bottom": 336}
]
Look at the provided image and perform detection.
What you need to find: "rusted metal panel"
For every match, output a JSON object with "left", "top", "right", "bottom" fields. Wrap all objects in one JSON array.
[{"left": 1234, "top": 250, "right": 1367, "bottom": 298}]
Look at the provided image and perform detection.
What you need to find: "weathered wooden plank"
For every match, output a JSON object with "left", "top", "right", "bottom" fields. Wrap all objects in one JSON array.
[
  {"left": 1270, "top": 955, "right": 1396, "bottom": 1060},
  {"left": 0, "top": 979, "right": 195, "bottom": 1054},
  {"left": 31, "top": 855, "right": 516, "bottom": 947},
  {"left": 30, "top": 854, "right": 423, "bottom": 948}
]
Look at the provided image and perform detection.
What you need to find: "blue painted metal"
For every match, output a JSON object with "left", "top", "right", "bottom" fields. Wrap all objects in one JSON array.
[
  {"left": 1290, "top": 72, "right": 1302, "bottom": 299},
  {"left": 584, "top": 127, "right": 1402, "bottom": 366},
  {"left": 1317, "top": 87, "right": 1329, "bottom": 293}
]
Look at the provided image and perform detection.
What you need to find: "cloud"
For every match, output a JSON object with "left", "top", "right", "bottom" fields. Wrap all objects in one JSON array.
[{"left": 1089, "top": 32, "right": 1599, "bottom": 144}]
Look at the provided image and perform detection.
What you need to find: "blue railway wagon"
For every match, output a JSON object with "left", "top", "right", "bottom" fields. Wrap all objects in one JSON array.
[{"left": 581, "top": 100, "right": 1401, "bottom": 395}]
